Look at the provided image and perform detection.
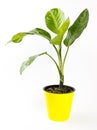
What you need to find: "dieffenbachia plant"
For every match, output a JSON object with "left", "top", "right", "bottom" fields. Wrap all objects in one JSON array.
[{"left": 10, "top": 8, "right": 89, "bottom": 88}]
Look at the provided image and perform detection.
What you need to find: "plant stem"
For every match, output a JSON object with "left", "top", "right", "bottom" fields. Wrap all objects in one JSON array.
[
  {"left": 52, "top": 45, "right": 59, "bottom": 55},
  {"left": 51, "top": 44, "right": 70, "bottom": 88},
  {"left": 62, "top": 46, "right": 70, "bottom": 79},
  {"left": 58, "top": 44, "right": 64, "bottom": 88},
  {"left": 45, "top": 52, "right": 61, "bottom": 77},
  {"left": 52, "top": 44, "right": 65, "bottom": 88},
  {"left": 52, "top": 44, "right": 64, "bottom": 87}
]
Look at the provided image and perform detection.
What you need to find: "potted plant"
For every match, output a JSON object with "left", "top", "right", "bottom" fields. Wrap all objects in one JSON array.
[{"left": 9, "top": 8, "right": 89, "bottom": 121}]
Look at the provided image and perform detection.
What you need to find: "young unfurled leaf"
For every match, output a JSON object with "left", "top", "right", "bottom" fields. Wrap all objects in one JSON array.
[
  {"left": 64, "top": 9, "right": 89, "bottom": 46},
  {"left": 11, "top": 28, "right": 51, "bottom": 43},
  {"left": 50, "top": 18, "right": 70, "bottom": 45},
  {"left": 45, "top": 8, "right": 65, "bottom": 34},
  {"left": 20, "top": 52, "right": 47, "bottom": 74}
]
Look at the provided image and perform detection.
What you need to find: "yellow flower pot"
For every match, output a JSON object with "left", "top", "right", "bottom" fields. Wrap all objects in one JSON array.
[{"left": 44, "top": 85, "right": 75, "bottom": 122}]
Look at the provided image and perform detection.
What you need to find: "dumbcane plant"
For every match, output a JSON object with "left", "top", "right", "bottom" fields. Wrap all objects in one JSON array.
[{"left": 9, "top": 8, "right": 89, "bottom": 89}]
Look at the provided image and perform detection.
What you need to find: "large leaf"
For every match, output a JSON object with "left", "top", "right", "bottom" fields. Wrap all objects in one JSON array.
[
  {"left": 50, "top": 18, "right": 70, "bottom": 45},
  {"left": 11, "top": 28, "right": 51, "bottom": 43},
  {"left": 64, "top": 9, "right": 89, "bottom": 46},
  {"left": 20, "top": 52, "right": 47, "bottom": 74},
  {"left": 45, "top": 8, "right": 65, "bottom": 34}
]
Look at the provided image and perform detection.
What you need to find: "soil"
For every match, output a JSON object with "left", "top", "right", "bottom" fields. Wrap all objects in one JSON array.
[{"left": 44, "top": 85, "right": 75, "bottom": 94}]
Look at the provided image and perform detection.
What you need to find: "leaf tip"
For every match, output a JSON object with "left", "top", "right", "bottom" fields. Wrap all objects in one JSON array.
[{"left": 20, "top": 69, "right": 23, "bottom": 75}]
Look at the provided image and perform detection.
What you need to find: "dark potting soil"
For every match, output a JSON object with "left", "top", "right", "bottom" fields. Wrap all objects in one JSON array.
[{"left": 44, "top": 85, "right": 75, "bottom": 94}]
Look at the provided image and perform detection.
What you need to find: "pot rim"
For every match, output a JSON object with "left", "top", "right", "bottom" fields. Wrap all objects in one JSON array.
[{"left": 43, "top": 84, "right": 76, "bottom": 94}]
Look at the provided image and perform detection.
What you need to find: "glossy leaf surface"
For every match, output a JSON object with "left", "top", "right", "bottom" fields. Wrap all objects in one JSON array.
[
  {"left": 11, "top": 33, "right": 27, "bottom": 43},
  {"left": 50, "top": 18, "right": 70, "bottom": 45},
  {"left": 64, "top": 9, "right": 89, "bottom": 46},
  {"left": 45, "top": 8, "right": 65, "bottom": 34},
  {"left": 11, "top": 28, "right": 51, "bottom": 43}
]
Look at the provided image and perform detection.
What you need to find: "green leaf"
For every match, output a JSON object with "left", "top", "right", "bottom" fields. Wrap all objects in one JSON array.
[
  {"left": 64, "top": 9, "right": 89, "bottom": 46},
  {"left": 29, "top": 28, "right": 51, "bottom": 40},
  {"left": 50, "top": 34, "right": 64, "bottom": 45},
  {"left": 45, "top": 8, "right": 65, "bottom": 34},
  {"left": 11, "top": 28, "right": 51, "bottom": 43},
  {"left": 20, "top": 52, "right": 47, "bottom": 74},
  {"left": 11, "top": 33, "right": 27, "bottom": 43},
  {"left": 50, "top": 18, "right": 70, "bottom": 45}
]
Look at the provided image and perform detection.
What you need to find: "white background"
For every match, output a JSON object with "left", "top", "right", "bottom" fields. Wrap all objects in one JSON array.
[{"left": 0, "top": 0, "right": 97, "bottom": 130}]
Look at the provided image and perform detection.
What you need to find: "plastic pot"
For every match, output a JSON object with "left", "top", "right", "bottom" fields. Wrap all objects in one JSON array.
[{"left": 43, "top": 85, "right": 75, "bottom": 122}]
